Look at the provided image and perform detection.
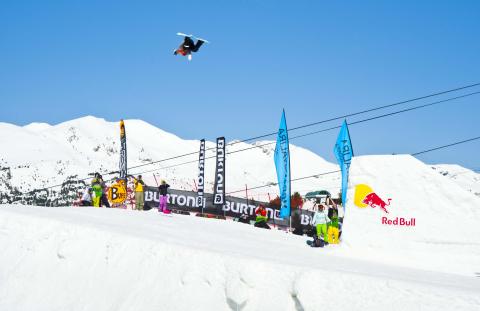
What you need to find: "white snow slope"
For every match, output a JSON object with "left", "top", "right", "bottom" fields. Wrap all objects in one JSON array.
[
  {"left": 1, "top": 155, "right": 480, "bottom": 310},
  {"left": 431, "top": 164, "right": 480, "bottom": 197}
]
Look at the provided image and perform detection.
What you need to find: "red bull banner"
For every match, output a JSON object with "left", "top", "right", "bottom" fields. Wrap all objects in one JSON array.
[
  {"left": 354, "top": 184, "right": 391, "bottom": 213},
  {"left": 354, "top": 184, "right": 416, "bottom": 226}
]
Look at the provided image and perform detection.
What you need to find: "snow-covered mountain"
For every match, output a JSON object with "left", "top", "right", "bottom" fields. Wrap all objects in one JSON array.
[
  {"left": 1, "top": 116, "right": 479, "bottom": 205},
  {"left": 431, "top": 164, "right": 480, "bottom": 197},
  {"left": 0, "top": 116, "right": 341, "bottom": 204}
]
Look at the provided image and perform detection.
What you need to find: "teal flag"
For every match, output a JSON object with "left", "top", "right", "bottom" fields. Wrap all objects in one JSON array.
[
  {"left": 274, "top": 110, "right": 291, "bottom": 219},
  {"left": 334, "top": 120, "right": 354, "bottom": 210}
]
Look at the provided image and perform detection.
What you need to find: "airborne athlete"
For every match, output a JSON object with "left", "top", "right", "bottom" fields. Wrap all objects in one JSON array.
[{"left": 173, "top": 33, "right": 208, "bottom": 61}]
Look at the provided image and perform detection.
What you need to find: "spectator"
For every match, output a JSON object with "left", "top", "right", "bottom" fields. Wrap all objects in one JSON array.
[
  {"left": 158, "top": 180, "right": 171, "bottom": 214},
  {"left": 91, "top": 173, "right": 103, "bottom": 207},
  {"left": 99, "top": 174, "right": 110, "bottom": 208},
  {"left": 254, "top": 204, "right": 271, "bottom": 229},
  {"left": 132, "top": 175, "right": 145, "bottom": 211},
  {"left": 80, "top": 187, "right": 93, "bottom": 206},
  {"left": 311, "top": 204, "right": 330, "bottom": 244},
  {"left": 326, "top": 197, "right": 340, "bottom": 244}
]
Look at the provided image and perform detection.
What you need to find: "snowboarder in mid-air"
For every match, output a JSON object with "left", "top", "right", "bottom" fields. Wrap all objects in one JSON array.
[{"left": 174, "top": 33, "right": 208, "bottom": 61}]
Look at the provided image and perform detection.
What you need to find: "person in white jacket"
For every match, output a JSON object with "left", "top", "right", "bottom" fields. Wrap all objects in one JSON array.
[
  {"left": 80, "top": 187, "right": 93, "bottom": 206},
  {"left": 311, "top": 204, "right": 331, "bottom": 242}
]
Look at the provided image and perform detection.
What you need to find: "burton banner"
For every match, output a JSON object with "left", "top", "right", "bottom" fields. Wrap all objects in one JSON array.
[
  {"left": 213, "top": 137, "right": 226, "bottom": 205},
  {"left": 142, "top": 186, "right": 314, "bottom": 232},
  {"left": 197, "top": 139, "right": 206, "bottom": 210},
  {"left": 119, "top": 119, "right": 127, "bottom": 185},
  {"left": 333, "top": 120, "right": 354, "bottom": 210},
  {"left": 274, "top": 110, "right": 291, "bottom": 219}
]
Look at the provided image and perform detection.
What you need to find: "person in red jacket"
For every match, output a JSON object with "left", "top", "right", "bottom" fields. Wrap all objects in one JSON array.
[
  {"left": 174, "top": 36, "right": 206, "bottom": 61},
  {"left": 254, "top": 204, "right": 271, "bottom": 229}
]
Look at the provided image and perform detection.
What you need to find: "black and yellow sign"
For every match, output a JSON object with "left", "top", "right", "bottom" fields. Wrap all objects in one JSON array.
[{"left": 108, "top": 182, "right": 127, "bottom": 204}]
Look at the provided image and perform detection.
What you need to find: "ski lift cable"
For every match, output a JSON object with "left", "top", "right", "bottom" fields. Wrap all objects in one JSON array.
[
  {"left": 224, "top": 135, "right": 480, "bottom": 195},
  {"left": 21, "top": 88, "right": 480, "bottom": 194},
  {"left": 411, "top": 136, "right": 480, "bottom": 156},
  {"left": 126, "top": 83, "right": 480, "bottom": 171},
  {"left": 129, "top": 91, "right": 480, "bottom": 176}
]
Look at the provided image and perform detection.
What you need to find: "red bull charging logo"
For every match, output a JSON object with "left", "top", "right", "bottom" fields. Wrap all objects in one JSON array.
[{"left": 354, "top": 184, "right": 392, "bottom": 214}]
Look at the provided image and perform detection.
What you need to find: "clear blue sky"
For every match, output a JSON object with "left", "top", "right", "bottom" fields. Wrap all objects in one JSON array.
[{"left": 1, "top": 0, "right": 479, "bottom": 170}]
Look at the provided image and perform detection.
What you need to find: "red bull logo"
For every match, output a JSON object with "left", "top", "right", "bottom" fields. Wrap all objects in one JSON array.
[
  {"left": 382, "top": 217, "right": 415, "bottom": 226},
  {"left": 354, "top": 184, "right": 392, "bottom": 214}
]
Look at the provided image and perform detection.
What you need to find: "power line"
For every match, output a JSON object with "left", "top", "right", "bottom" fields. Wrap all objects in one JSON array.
[
  {"left": 129, "top": 91, "right": 480, "bottom": 176},
  {"left": 21, "top": 85, "right": 480, "bottom": 193},
  {"left": 126, "top": 83, "right": 480, "bottom": 171},
  {"left": 224, "top": 135, "right": 480, "bottom": 195},
  {"left": 412, "top": 136, "right": 480, "bottom": 156},
  {"left": 226, "top": 170, "right": 341, "bottom": 195},
  {"left": 289, "top": 91, "right": 480, "bottom": 140}
]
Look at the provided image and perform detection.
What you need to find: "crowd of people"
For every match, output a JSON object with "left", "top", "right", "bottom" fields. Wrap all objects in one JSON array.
[
  {"left": 78, "top": 174, "right": 341, "bottom": 247},
  {"left": 309, "top": 198, "right": 341, "bottom": 247},
  {"left": 78, "top": 173, "right": 171, "bottom": 214},
  {"left": 252, "top": 197, "right": 341, "bottom": 247}
]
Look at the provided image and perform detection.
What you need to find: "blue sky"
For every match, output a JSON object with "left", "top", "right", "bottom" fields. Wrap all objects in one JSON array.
[{"left": 1, "top": 0, "right": 479, "bottom": 170}]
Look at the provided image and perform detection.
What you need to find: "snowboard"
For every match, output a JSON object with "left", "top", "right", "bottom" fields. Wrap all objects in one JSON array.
[
  {"left": 307, "top": 238, "right": 325, "bottom": 248},
  {"left": 157, "top": 208, "right": 173, "bottom": 217},
  {"left": 171, "top": 209, "right": 190, "bottom": 215},
  {"left": 176, "top": 32, "right": 210, "bottom": 43}
]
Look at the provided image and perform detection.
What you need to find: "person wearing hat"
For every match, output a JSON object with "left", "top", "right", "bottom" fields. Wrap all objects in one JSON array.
[
  {"left": 133, "top": 175, "right": 145, "bottom": 211},
  {"left": 311, "top": 204, "right": 331, "bottom": 243},
  {"left": 158, "top": 180, "right": 171, "bottom": 214},
  {"left": 91, "top": 172, "right": 104, "bottom": 207},
  {"left": 254, "top": 204, "right": 270, "bottom": 229}
]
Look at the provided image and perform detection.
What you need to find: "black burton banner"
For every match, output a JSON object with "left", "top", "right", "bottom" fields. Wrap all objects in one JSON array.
[
  {"left": 119, "top": 119, "right": 127, "bottom": 184},
  {"left": 213, "top": 137, "right": 225, "bottom": 205},
  {"left": 143, "top": 186, "right": 315, "bottom": 232},
  {"left": 197, "top": 139, "right": 206, "bottom": 209}
]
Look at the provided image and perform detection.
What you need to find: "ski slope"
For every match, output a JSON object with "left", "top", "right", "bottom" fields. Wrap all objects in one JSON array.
[
  {"left": 1, "top": 205, "right": 479, "bottom": 311},
  {"left": 431, "top": 164, "right": 480, "bottom": 197},
  {"left": 1, "top": 154, "right": 480, "bottom": 310}
]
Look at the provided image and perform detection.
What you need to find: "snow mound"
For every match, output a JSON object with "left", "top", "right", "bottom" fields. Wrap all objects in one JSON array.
[
  {"left": 342, "top": 155, "right": 480, "bottom": 276},
  {"left": 1, "top": 205, "right": 479, "bottom": 311}
]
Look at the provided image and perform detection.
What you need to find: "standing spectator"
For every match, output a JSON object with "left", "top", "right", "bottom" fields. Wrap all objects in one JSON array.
[
  {"left": 99, "top": 174, "right": 110, "bottom": 208},
  {"left": 158, "top": 180, "right": 171, "bottom": 214},
  {"left": 91, "top": 173, "right": 103, "bottom": 207},
  {"left": 133, "top": 175, "right": 145, "bottom": 211},
  {"left": 254, "top": 204, "right": 270, "bottom": 229},
  {"left": 311, "top": 204, "right": 330, "bottom": 243},
  {"left": 80, "top": 187, "right": 93, "bottom": 206},
  {"left": 326, "top": 197, "right": 340, "bottom": 244}
]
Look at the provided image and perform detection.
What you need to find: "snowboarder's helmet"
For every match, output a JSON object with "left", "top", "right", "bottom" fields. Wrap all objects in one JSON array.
[{"left": 161, "top": 180, "right": 166, "bottom": 184}]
